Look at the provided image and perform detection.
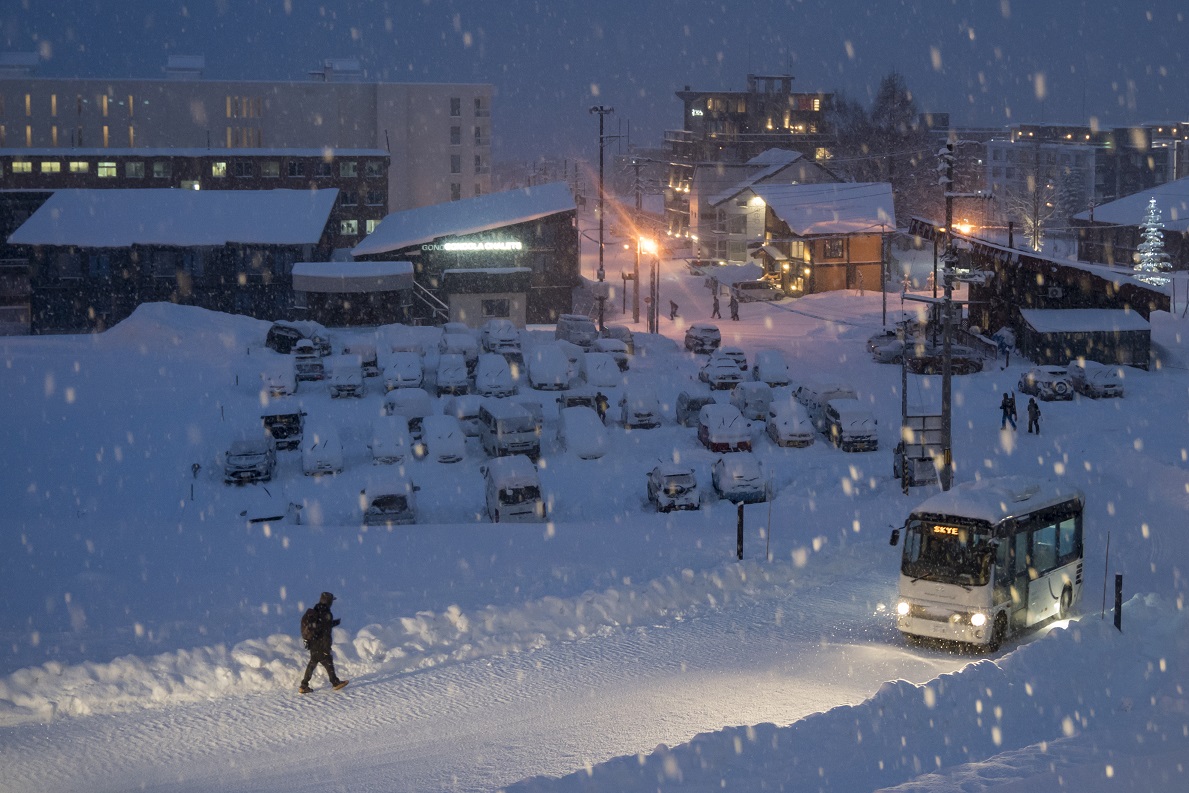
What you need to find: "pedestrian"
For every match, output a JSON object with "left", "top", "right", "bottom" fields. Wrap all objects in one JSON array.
[
  {"left": 711, "top": 292, "right": 721, "bottom": 319},
  {"left": 1027, "top": 397, "right": 1041, "bottom": 434},
  {"left": 728, "top": 292, "right": 740, "bottom": 321},
  {"left": 299, "top": 591, "right": 349, "bottom": 694},
  {"left": 999, "top": 393, "right": 1017, "bottom": 430},
  {"left": 669, "top": 300, "right": 679, "bottom": 321}
]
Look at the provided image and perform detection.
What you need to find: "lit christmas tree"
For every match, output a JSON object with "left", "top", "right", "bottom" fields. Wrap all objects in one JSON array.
[{"left": 1134, "top": 196, "right": 1172, "bottom": 286}]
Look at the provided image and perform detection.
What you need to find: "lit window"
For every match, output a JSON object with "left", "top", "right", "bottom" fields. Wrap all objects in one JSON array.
[
  {"left": 211, "top": 162, "right": 227, "bottom": 178},
  {"left": 12, "top": 161, "right": 32, "bottom": 174},
  {"left": 97, "top": 161, "right": 117, "bottom": 178},
  {"left": 69, "top": 161, "right": 89, "bottom": 174},
  {"left": 340, "top": 219, "right": 359, "bottom": 235},
  {"left": 339, "top": 160, "right": 357, "bottom": 177},
  {"left": 40, "top": 161, "right": 61, "bottom": 174},
  {"left": 365, "top": 219, "right": 380, "bottom": 234},
  {"left": 261, "top": 161, "right": 279, "bottom": 178}
]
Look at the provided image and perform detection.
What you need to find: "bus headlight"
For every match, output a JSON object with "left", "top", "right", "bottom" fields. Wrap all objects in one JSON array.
[
  {"left": 896, "top": 601, "right": 910, "bottom": 617},
  {"left": 970, "top": 612, "right": 987, "bottom": 627}
]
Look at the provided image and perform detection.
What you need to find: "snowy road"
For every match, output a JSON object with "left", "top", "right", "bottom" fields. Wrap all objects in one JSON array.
[{"left": 2, "top": 557, "right": 969, "bottom": 793}]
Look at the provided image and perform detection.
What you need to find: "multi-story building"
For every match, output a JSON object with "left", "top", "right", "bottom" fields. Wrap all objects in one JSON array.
[{"left": 0, "top": 56, "right": 493, "bottom": 212}]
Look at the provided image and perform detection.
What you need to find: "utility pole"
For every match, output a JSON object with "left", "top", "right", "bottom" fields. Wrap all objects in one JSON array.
[
  {"left": 590, "top": 105, "right": 614, "bottom": 332},
  {"left": 632, "top": 158, "right": 642, "bottom": 323},
  {"left": 939, "top": 141, "right": 956, "bottom": 491}
]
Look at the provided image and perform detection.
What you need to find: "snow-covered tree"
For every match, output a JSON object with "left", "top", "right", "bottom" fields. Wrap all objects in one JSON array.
[
  {"left": 1003, "top": 142, "right": 1055, "bottom": 251},
  {"left": 1134, "top": 196, "right": 1172, "bottom": 285}
]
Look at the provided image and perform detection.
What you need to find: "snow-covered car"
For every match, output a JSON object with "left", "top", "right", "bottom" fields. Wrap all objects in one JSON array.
[
  {"left": 383, "top": 388, "right": 434, "bottom": 438},
  {"left": 731, "top": 279, "right": 784, "bottom": 302},
  {"left": 442, "top": 321, "right": 474, "bottom": 337},
  {"left": 557, "top": 406, "right": 609, "bottom": 459},
  {"left": 554, "top": 340, "right": 584, "bottom": 383},
  {"left": 700, "top": 356, "right": 746, "bottom": 390},
  {"left": 302, "top": 426, "right": 344, "bottom": 476},
  {"left": 555, "top": 314, "right": 599, "bottom": 348},
  {"left": 711, "top": 453, "right": 769, "bottom": 504},
  {"left": 326, "top": 354, "right": 366, "bottom": 398},
  {"left": 230, "top": 482, "right": 295, "bottom": 527},
  {"left": 715, "top": 347, "right": 748, "bottom": 371},
  {"left": 730, "top": 381, "right": 773, "bottom": 421},
  {"left": 697, "top": 403, "right": 752, "bottom": 452},
  {"left": 591, "top": 338, "right": 630, "bottom": 371},
  {"left": 823, "top": 398, "right": 878, "bottom": 452},
  {"left": 482, "top": 455, "right": 546, "bottom": 523},
  {"left": 223, "top": 435, "right": 277, "bottom": 484},
  {"left": 368, "top": 416, "right": 412, "bottom": 465},
  {"left": 647, "top": 464, "right": 700, "bottom": 512},
  {"left": 261, "top": 404, "right": 306, "bottom": 451},
  {"left": 618, "top": 387, "right": 662, "bottom": 429},
  {"left": 766, "top": 401, "right": 814, "bottom": 447},
  {"left": 1018, "top": 366, "right": 1074, "bottom": 401},
  {"left": 443, "top": 394, "right": 486, "bottom": 437},
  {"left": 676, "top": 391, "right": 717, "bottom": 427},
  {"left": 526, "top": 344, "right": 572, "bottom": 391},
  {"left": 480, "top": 319, "right": 522, "bottom": 355},
  {"left": 440, "top": 333, "right": 480, "bottom": 372},
  {"left": 381, "top": 351, "right": 424, "bottom": 391},
  {"left": 415, "top": 415, "right": 466, "bottom": 463},
  {"left": 343, "top": 343, "right": 380, "bottom": 378},
  {"left": 260, "top": 357, "right": 297, "bottom": 398},
  {"left": 752, "top": 349, "right": 791, "bottom": 387},
  {"left": 868, "top": 329, "right": 906, "bottom": 363},
  {"left": 433, "top": 353, "right": 469, "bottom": 396},
  {"left": 293, "top": 339, "right": 325, "bottom": 381},
  {"left": 905, "top": 344, "right": 984, "bottom": 375},
  {"left": 362, "top": 477, "right": 418, "bottom": 527},
  {"left": 795, "top": 383, "right": 859, "bottom": 431},
  {"left": 684, "top": 323, "right": 721, "bottom": 354},
  {"left": 580, "top": 351, "right": 622, "bottom": 389},
  {"left": 557, "top": 387, "right": 604, "bottom": 417},
  {"left": 1068, "top": 359, "right": 1124, "bottom": 398},
  {"left": 600, "top": 324, "right": 635, "bottom": 355},
  {"left": 266, "top": 320, "right": 330, "bottom": 355},
  {"left": 474, "top": 353, "right": 516, "bottom": 398}
]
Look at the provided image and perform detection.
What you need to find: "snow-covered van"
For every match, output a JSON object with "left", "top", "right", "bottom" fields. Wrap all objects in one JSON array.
[
  {"left": 260, "top": 357, "right": 297, "bottom": 398},
  {"left": 479, "top": 399, "right": 540, "bottom": 459},
  {"left": 327, "top": 354, "right": 366, "bottom": 398},
  {"left": 481, "top": 454, "right": 546, "bottom": 523},
  {"left": 368, "top": 416, "right": 412, "bottom": 465},
  {"left": 794, "top": 382, "right": 858, "bottom": 431}
]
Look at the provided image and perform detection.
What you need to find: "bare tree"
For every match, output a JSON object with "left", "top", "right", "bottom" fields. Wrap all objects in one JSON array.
[{"left": 1003, "top": 142, "right": 1056, "bottom": 251}]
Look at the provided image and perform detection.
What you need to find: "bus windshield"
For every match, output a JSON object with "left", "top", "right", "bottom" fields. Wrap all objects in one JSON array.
[{"left": 901, "top": 518, "right": 995, "bottom": 587}]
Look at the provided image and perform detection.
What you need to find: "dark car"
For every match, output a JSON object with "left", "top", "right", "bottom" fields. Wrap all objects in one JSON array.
[
  {"left": 676, "top": 391, "right": 717, "bottom": 427},
  {"left": 905, "top": 344, "right": 983, "bottom": 375},
  {"left": 684, "top": 323, "right": 722, "bottom": 354},
  {"left": 261, "top": 406, "right": 306, "bottom": 451}
]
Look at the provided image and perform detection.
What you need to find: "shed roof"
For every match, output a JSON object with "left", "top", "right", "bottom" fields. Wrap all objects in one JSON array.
[
  {"left": 291, "top": 261, "right": 413, "bottom": 293},
  {"left": 1019, "top": 308, "right": 1151, "bottom": 333},
  {"left": 750, "top": 182, "right": 895, "bottom": 236}
]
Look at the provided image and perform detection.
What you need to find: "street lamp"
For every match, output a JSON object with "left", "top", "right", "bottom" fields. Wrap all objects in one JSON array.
[
  {"left": 640, "top": 237, "right": 658, "bottom": 334},
  {"left": 590, "top": 105, "right": 614, "bottom": 332}
]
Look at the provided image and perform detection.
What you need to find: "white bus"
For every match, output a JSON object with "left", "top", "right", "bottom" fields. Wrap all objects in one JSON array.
[{"left": 890, "top": 476, "right": 1085, "bottom": 651}]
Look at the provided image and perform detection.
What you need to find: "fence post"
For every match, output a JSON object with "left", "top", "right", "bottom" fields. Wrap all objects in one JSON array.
[
  {"left": 1114, "top": 574, "right": 1123, "bottom": 631},
  {"left": 736, "top": 502, "right": 744, "bottom": 560}
]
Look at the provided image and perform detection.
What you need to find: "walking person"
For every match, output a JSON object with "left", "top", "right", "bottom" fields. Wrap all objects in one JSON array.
[
  {"left": 669, "top": 300, "right": 679, "bottom": 321},
  {"left": 728, "top": 292, "right": 740, "bottom": 321},
  {"left": 711, "top": 291, "right": 721, "bottom": 319},
  {"left": 299, "top": 591, "right": 349, "bottom": 694},
  {"left": 999, "top": 393, "right": 1017, "bottom": 430},
  {"left": 1027, "top": 397, "right": 1041, "bottom": 434}
]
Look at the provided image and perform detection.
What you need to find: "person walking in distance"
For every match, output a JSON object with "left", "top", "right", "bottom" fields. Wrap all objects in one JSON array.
[
  {"left": 728, "top": 292, "right": 740, "bottom": 321},
  {"left": 1026, "top": 397, "right": 1041, "bottom": 434},
  {"left": 711, "top": 291, "right": 721, "bottom": 319},
  {"left": 999, "top": 392, "right": 1017, "bottom": 430},
  {"left": 299, "top": 592, "right": 349, "bottom": 694},
  {"left": 669, "top": 300, "right": 679, "bottom": 321}
]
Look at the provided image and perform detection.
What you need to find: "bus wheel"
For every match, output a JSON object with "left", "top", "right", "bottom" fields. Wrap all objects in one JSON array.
[
  {"left": 988, "top": 613, "right": 1007, "bottom": 652},
  {"left": 1059, "top": 587, "right": 1073, "bottom": 620}
]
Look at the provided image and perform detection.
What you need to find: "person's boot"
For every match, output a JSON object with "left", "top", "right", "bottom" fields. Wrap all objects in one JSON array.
[
  {"left": 299, "top": 683, "right": 313, "bottom": 694},
  {"left": 332, "top": 679, "right": 350, "bottom": 691}
]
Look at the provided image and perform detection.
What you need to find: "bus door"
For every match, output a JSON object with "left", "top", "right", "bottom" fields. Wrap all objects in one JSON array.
[{"left": 1009, "top": 530, "right": 1030, "bottom": 630}]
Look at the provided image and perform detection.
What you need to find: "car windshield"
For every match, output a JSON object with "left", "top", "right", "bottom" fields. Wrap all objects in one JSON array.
[
  {"left": 900, "top": 518, "right": 995, "bottom": 587},
  {"left": 371, "top": 494, "right": 409, "bottom": 512},
  {"left": 501, "top": 485, "right": 540, "bottom": 504},
  {"left": 663, "top": 474, "right": 695, "bottom": 494}
]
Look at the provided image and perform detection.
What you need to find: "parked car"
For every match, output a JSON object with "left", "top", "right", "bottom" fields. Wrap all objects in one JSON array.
[
  {"left": 700, "top": 356, "right": 746, "bottom": 390},
  {"left": 555, "top": 313, "right": 599, "bottom": 348},
  {"left": 795, "top": 383, "right": 859, "bottom": 431},
  {"left": 1018, "top": 365, "right": 1074, "bottom": 401},
  {"left": 475, "top": 353, "right": 516, "bottom": 398},
  {"left": 442, "top": 321, "right": 474, "bottom": 338},
  {"left": 261, "top": 404, "right": 306, "bottom": 451},
  {"left": 555, "top": 340, "right": 584, "bottom": 383},
  {"left": 482, "top": 455, "right": 546, "bottom": 522},
  {"left": 557, "top": 406, "right": 609, "bottom": 459},
  {"left": 302, "top": 426, "right": 344, "bottom": 476},
  {"left": 619, "top": 387, "right": 662, "bottom": 429},
  {"left": 481, "top": 319, "right": 522, "bottom": 355},
  {"left": 344, "top": 343, "right": 380, "bottom": 378},
  {"left": 383, "top": 388, "right": 434, "bottom": 437},
  {"left": 266, "top": 320, "right": 330, "bottom": 356},
  {"left": 676, "top": 391, "right": 717, "bottom": 427},
  {"left": 711, "top": 453, "right": 769, "bottom": 504},
  {"left": 715, "top": 347, "right": 748, "bottom": 371},
  {"left": 260, "top": 357, "right": 297, "bottom": 398},
  {"left": 293, "top": 339, "right": 325, "bottom": 381},
  {"left": 905, "top": 343, "right": 984, "bottom": 375},
  {"left": 752, "top": 349, "right": 791, "bottom": 387},
  {"left": 823, "top": 398, "right": 879, "bottom": 452},
  {"left": 382, "top": 351, "right": 424, "bottom": 391},
  {"left": 362, "top": 477, "right": 418, "bottom": 527},
  {"left": 440, "top": 333, "right": 480, "bottom": 372},
  {"left": 327, "top": 354, "right": 366, "bottom": 398},
  {"left": 601, "top": 324, "right": 635, "bottom": 355},
  {"left": 479, "top": 399, "right": 540, "bottom": 459},
  {"left": 647, "top": 464, "right": 700, "bottom": 512},
  {"left": 526, "top": 344, "right": 573, "bottom": 391},
  {"left": 580, "top": 352, "right": 622, "bottom": 389},
  {"left": 684, "top": 323, "right": 722, "bottom": 354},
  {"left": 730, "top": 381, "right": 773, "bottom": 421},
  {"left": 433, "top": 353, "right": 469, "bottom": 396},
  {"left": 591, "top": 338, "right": 630, "bottom": 371},
  {"left": 731, "top": 279, "right": 784, "bottom": 302},
  {"left": 368, "top": 416, "right": 413, "bottom": 465},
  {"left": 868, "top": 329, "right": 906, "bottom": 363},
  {"left": 223, "top": 435, "right": 277, "bottom": 484},
  {"left": 416, "top": 415, "right": 467, "bottom": 463},
  {"left": 766, "top": 401, "right": 815, "bottom": 448},
  {"left": 697, "top": 403, "right": 752, "bottom": 452},
  {"left": 557, "top": 387, "right": 604, "bottom": 415},
  {"left": 1068, "top": 359, "right": 1125, "bottom": 398},
  {"left": 443, "top": 394, "right": 486, "bottom": 437}
]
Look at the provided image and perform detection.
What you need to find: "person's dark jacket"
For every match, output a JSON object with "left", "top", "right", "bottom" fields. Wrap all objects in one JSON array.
[
  {"left": 1027, "top": 400, "right": 1041, "bottom": 420},
  {"left": 305, "top": 602, "right": 340, "bottom": 657}
]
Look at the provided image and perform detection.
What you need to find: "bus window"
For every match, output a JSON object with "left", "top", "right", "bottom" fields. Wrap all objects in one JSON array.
[
  {"left": 1033, "top": 522, "right": 1058, "bottom": 575},
  {"left": 1057, "top": 517, "right": 1080, "bottom": 565}
]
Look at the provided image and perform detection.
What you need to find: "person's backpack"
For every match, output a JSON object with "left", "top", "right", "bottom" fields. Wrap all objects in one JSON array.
[{"left": 300, "top": 607, "right": 319, "bottom": 647}]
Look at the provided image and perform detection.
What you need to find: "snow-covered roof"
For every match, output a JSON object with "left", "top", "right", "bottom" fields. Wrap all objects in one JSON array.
[
  {"left": 8, "top": 188, "right": 338, "bottom": 248},
  {"left": 2, "top": 146, "right": 389, "bottom": 158},
  {"left": 750, "top": 182, "right": 895, "bottom": 236},
  {"left": 1073, "top": 176, "right": 1189, "bottom": 233},
  {"left": 709, "top": 149, "right": 805, "bottom": 207},
  {"left": 352, "top": 182, "right": 575, "bottom": 256},
  {"left": 910, "top": 476, "right": 1084, "bottom": 526},
  {"left": 291, "top": 261, "right": 414, "bottom": 293},
  {"left": 1019, "top": 308, "right": 1151, "bottom": 333}
]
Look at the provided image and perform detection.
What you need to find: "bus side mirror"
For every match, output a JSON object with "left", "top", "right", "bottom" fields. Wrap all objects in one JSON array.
[{"left": 889, "top": 528, "right": 901, "bottom": 546}]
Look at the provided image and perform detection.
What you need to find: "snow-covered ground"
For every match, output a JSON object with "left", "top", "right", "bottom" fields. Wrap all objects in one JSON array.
[{"left": 1, "top": 232, "right": 1187, "bottom": 792}]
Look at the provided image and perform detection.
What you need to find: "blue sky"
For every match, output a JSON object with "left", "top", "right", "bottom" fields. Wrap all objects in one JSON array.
[{"left": 6, "top": 1, "right": 1188, "bottom": 161}]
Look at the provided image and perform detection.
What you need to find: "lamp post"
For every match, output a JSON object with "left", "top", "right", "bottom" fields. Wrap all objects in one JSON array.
[
  {"left": 640, "top": 237, "right": 658, "bottom": 333},
  {"left": 590, "top": 105, "right": 614, "bottom": 332}
]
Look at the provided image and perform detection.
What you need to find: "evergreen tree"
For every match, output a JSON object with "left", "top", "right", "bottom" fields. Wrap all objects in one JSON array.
[{"left": 1134, "top": 197, "right": 1171, "bottom": 285}]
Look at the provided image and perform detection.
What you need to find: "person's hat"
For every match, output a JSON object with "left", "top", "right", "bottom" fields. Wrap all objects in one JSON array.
[{"left": 320, "top": 591, "right": 335, "bottom": 605}]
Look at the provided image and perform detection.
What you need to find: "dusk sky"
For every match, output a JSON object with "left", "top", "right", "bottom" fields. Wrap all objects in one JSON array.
[{"left": 5, "top": 1, "right": 1188, "bottom": 161}]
